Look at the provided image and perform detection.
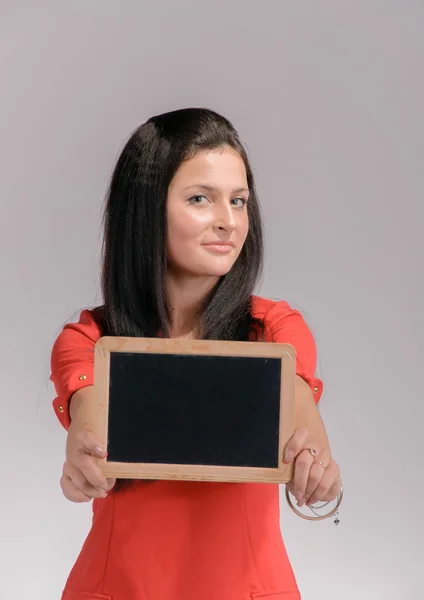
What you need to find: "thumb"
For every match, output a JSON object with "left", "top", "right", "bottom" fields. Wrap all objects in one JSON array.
[
  {"left": 77, "top": 428, "right": 107, "bottom": 458},
  {"left": 283, "top": 427, "right": 309, "bottom": 463}
]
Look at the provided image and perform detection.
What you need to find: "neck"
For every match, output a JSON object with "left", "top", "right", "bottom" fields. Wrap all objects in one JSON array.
[{"left": 166, "top": 270, "right": 219, "bottom": 338}]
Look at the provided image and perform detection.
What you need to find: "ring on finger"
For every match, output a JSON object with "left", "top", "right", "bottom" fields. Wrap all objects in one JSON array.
[
  {"left": 313, "top": 459, "right": 331, "bottom": 469},
  {"left": 305, "top": 447, "right": 317, "bottom": 457}
]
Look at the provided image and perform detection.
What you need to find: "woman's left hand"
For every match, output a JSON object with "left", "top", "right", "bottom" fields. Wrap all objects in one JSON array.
[{"left": 283, "top": 427, "right": 342, "bottom": 507}]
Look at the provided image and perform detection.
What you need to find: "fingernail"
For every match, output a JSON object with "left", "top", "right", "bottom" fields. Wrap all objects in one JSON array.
[
  {"left": 95, "top": 446, "right": 106, "bottom": 456},
  {"left": 284, "top": 451, "right": 294, "bottom": 463}
]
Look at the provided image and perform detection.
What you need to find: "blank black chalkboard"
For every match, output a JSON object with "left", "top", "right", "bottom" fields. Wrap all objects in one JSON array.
[
  {"left": 92, "top": 336, "right": 296, "bottom": 483},
  {"left": 108, "top": 352, "right": 281, "bottom": 467}
]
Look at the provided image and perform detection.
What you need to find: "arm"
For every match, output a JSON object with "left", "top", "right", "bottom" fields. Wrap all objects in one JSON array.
[
  {"left": 50, "top": 309, "right": 101, "bottom": 430},
  {"left": 264, "top": 300, "right": 341, "bottom": 507},
  {"left": 283, "top": 375, "right": 341, "bottom": 508},
  {"left": 50, "top": 311, "right": 115, "bottom": 502},
  {"left": 61, "top": 386, "right": 115, "bottom": 503},
  {"left": 292, "top": 374, "right": 330, "bottom": 453},
  {"left": 69, "top": 385, "right": 97, "bottom": 427}
]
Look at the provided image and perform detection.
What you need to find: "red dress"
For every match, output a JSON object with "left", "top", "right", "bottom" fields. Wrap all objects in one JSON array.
[{"left": 50, "top": 296, "right": 323, "bottom": 600}]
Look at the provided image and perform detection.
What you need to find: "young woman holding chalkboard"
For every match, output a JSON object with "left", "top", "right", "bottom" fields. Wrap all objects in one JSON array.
[{"left": 50, "top": 108, "right": 342, "bottom": 600}]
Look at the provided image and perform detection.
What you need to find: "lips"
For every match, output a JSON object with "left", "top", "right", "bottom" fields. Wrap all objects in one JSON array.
[
  {"left": 202, "top": 241, "right": 235, "bottom": 248},
  {"left": 202, "top": 242, "right": 234, "bottom": 253}
]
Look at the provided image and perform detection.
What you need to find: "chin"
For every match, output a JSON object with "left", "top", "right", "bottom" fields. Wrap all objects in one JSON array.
[
  {"left": 201, "top": 259, "right": 236, "bottom": 278},
  {"left": 206, "top": 268, "right": 232, "bottom": 278},
  {"left": 171, "top": 253, "right": 239, "bottom": 279}
]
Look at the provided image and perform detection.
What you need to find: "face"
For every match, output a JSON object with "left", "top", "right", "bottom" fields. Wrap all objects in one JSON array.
[{"left": 166, "top": 146, "right": 250, "bottom": 279}]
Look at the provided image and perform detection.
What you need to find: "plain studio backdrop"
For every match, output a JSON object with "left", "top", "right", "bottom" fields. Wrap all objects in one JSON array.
[{"left": 1, "top": 2, "right": 423, "bottom": 599}]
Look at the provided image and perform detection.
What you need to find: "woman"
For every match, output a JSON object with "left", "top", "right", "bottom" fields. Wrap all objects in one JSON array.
[{"left": 50, "top": 107, "right": 342, "bottom": 600}]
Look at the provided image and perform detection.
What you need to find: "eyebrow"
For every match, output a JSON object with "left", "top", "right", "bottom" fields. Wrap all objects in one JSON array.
[{"left": 182, "top": 184, "right": 249, "bottom": 195}]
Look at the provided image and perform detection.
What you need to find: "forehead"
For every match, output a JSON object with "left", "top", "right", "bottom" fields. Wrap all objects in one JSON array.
[{"left": 170, "top": 147, "right": 247, "bottom": 188}]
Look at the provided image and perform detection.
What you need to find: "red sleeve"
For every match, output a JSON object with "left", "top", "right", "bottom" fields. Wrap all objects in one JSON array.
[
  {"left": 264, "top": 300, "right": 323, "bottom": 404},
  {"left": 50, "top": 309, "right": 101, "bottom": 430}
]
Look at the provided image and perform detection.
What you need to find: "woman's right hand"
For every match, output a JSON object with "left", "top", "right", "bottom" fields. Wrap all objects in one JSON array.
[{"left": 61, "top": 421, "right": 116, "bottom": 503}]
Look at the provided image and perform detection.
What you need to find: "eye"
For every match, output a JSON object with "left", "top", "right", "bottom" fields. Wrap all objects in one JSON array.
[
  {"left": 188, "top": 195, "right": 209, "bottom": 205},
  {"left": 231, "top": 197, "right": 248, "bottom": 208}
]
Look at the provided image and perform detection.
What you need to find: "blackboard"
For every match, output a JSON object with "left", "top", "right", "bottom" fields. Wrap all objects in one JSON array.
[{"left": 92, "top": 336, "right": 296, "bottom": 483}]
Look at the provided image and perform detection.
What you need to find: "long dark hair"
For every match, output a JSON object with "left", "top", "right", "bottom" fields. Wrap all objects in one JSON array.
[{"left": 94, "top": 107, "right": 265, "bottom": 341}]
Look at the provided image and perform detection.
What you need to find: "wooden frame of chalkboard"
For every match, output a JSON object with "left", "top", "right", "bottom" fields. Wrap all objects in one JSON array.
[{"left": 91, "top": 336, "right": 296, "bottom": 484}]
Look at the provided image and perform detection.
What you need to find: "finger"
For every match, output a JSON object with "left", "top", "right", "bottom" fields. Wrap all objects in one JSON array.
[
  {"left": 283, "top": 427, "right": 309, "bottom": 463},
  {"left": 304, "top": 467, "right": 334, "bottom": 506},
  {"left": 64, "top": 461, "right": 108, "bottom": 498},
  {"left": 299, "top": 449, "right": 333, "bottom": 504},
  {"left": 316, "top": 461, "right": 341, "bottom": 502},
  {"left": 61, "top": 473, "right": 93, "bottom": 503},
  {"left": 322, "top": 478, "right": 342, "bottom": 503},
  {"left": 286, "top": 480, "right": 295, "bottom": 497},
  {"left": 76, "top": 453, "right": 112, "bottom": 491},
  {"left": 64, "top": 462, "right": 108, "bottom": 498},
  {"left": 75, "top": 428, "right": 107, "bottom": 459},
  {"left": 301, "top": 462, "right": 329, "bottom": 506},
  {"left": 307, "top": 476, "right": 341, "bottom": 507},
  {"left": 292, "top": 449, "right": 314, "bottom": 502},
  {"left": 304, "top": 461, "right": 340, "bottom": 506}
]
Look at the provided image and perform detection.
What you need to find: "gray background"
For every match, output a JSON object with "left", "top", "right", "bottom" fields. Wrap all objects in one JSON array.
[{"left": 1, "top": 1, "right": 423, "bottom": 599}]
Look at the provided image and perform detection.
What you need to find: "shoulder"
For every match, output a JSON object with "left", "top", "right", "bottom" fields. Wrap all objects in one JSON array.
[
  {"left": 50, "top": 307, "right": 104, "bottom": 429},
  {"left": 251, "top": 294, "right": 315, "bottom": 343},
  {"left": 51, "top": 307, "right": 103, "bottom": 361},
  {"left": 251, "top": 295, "right": 301, "bottom": 327},
  {"left": 61, "top": 307, "right": 103, "bottom": 340},
  {"left": 251, "top": 295, "right": 323, "bottom": 402}
]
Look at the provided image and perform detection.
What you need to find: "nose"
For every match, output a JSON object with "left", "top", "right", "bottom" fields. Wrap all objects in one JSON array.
[{"left": 214, "top": 201, "right": 236, "bottom": 232}]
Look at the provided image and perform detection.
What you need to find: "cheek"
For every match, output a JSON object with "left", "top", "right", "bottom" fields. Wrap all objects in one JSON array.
[
  {"left": 167, "top": 212, "right": 205, "bottom": 254},
  {"left": 238, "top": 214, "right": 249, "bottom": 244}
]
